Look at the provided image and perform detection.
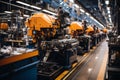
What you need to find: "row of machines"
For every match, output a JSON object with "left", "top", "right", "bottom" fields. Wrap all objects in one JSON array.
[
  {"left": 0, "top": 11, "right": 107, "bottom": 80},
  {"left": 69, "top": 21, "right": 107, "bottom": 54},
  {"left": 25, "top": 12, "right": 107, "bottom": 80}
]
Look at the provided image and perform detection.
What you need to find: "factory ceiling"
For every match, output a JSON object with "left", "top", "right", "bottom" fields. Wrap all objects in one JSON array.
[
  {"left": 76, "top": 0, "right": 106, "bottom": 26},
  {"left": 0, "top": 0, "right": 119, "bottom": 28},
  {"left": 76, "top": 0, "right": 119, "bottom": 28}
]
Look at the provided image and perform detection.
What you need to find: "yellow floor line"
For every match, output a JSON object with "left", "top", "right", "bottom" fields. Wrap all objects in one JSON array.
[
  {"left": 63, "top": 45, "right": 98, "bottom": 80},
  {"left": 72, "top": 62, "right": 77, "bottom": 68},
  {"left": 97, "top": 49, "right": 108, "bottom": 80},
  {"left": 63, "top": 53, "right": 90, "bottom": 80},
  {"left": 56, "top": 45, "right": 97, "bottom": 80},
  {"left": 83, "top": 53, "right": 88, "bottom": 57},
  {"left": 93, "top": 46, "right": 96, "bottom": 49},
  {"left": 55, "top": 63, "right": 77, "bottom": 80},
  {"left": 55, "top": 70, "right": 69, "bottom": 80}
]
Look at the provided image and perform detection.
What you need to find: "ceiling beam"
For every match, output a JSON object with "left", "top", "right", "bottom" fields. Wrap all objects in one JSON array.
[{"left": 75, "top": 0, "right": 105, "bottom": 27}]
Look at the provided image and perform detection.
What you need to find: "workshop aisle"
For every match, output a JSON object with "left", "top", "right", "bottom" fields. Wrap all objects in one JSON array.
[{"left": 72, "top": 40, "right": 108, "bottom": 80}]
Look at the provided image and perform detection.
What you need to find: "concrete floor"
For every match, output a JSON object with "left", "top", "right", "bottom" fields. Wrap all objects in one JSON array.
[{"left": 70, "top": 40, "right": 108, "bottom": 80}]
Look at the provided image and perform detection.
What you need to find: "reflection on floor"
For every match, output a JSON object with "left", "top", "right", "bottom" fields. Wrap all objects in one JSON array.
[{"left": 70, "top": 40, "right": 108, "bottom": 80}]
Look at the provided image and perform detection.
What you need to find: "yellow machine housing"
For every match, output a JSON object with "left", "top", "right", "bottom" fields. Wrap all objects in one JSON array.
[
  {"left": 86, "top": 25, "right": 94, "bottom": 34},
  {"left": 103, "top": 28, "right": 108, "bottom": 33},
  {"left": 69, "top": 21, "right": 83, "bottom": 35},
  {"left": 0, "top": 23, "right": 8, "bottom": 30},
  {"left": 25, "top": 13, "right": 59, "bottom": 40},
  {"left": 97, "top": 29, "right": 100, "bottom": 33}
]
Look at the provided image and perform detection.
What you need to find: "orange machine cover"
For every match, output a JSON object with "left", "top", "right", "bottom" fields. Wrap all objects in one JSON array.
[
  {"left": 25, "top": 13, "right": 56, "bottom": 31},
  {"left": 97, "top": 29, "right": 100, "bottom": 33},
  {"left": 103, "top": 28, "right": 107, "bottom": 33},
  {"left": 86, "top": 25, "right": 94, "bottom": 33},
  {"left": 0, "top": 23, "right": 8, "bottom": 30},
  {"left": 69, "top": 22, "right": 83, "bottom": 31}
]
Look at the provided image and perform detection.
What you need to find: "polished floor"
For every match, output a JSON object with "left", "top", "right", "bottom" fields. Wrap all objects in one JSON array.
[{"left": 66, "top": 40, "right": 108, "bottom": 80}]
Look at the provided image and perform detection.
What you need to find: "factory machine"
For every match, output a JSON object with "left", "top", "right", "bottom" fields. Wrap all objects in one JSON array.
[
  {"left": 95, "top": 28, "right": 107, "bottom": 44},
  {"left": 68, "top": 22, "right": 106, "bottom": 55},
  {"left": 69, "top": 21, "right": 91, "bottom": 54},
  {"left": 85, "top": 25, "right": 95, "bottom": 48},
  {"left": 95, "top": 28, "right": 103, "bottom": 43},
  {"left": 86, "top": 25, "right": 102, "bottom": 48},
  {"left": 0, "top": 11, "right": 39, "bottom": 80},
  {"left": 102, "top": 28, "right": 108, "bottom": 39},
  {"left": 25, "top": 12, "right": 79, "bottom": 80},
  {"left": 85, "top": 25, "right": 106, "bottom": 48},
  {"left": 106, "top": 30, "right": 120, "bottom": 80}
]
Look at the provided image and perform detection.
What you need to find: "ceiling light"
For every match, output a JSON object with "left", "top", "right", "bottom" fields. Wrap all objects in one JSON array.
[
  {"left": 90, "top": 16, "right": 104, "bottom": 28},
  {"left": 42, "top": 9, "right": 57, "bottom": 16},
  {"left": 90, "top": 16, "right": 94, "bottom": 20},
  {"left": 107, "top": 7, "right": 110, "bottom": 11},
  {"left": 109, "top": 17, "right": 111, "bottom": 20},
  {"left": 16, "top": 1, "right": 41, "bottom": 10},
  {"left": 31, "top": 6, "right": 41, "bottom": 10},
  {"left": 109, "top": 18, "right": 112, "bottom": 22},
  {"left": 108, "top": 14, "right": 111, "bottom": 17},
  {"left": 107, "top": 10, "right": 110, "bottom": 14},
  {"left": 86, "top": 12, "right": 90, "bottom": 16},
  {"left": 69, "top": 0, "right": 74, "bottom": 3},
  {"left": 105, "top": 0, "right": 109, "bottom": 5},
  {"left": 24, "top": 14, "right": 29, "bottom": 17},
  {"left": 16, "top": 1, "right": 30, "bottom": 6},
  {"left": 4, "top": 11, "right": 12, "bottom": 13},
  {"left": 74, "top": 4, "right": 79, "bottom": 8},
  {"left": 80, "top": 8, "right": 85, "bottom": 13}
]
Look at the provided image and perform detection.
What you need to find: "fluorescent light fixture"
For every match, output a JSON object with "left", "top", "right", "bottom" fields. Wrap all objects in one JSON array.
[
  {"left": 16, "top": 1, "right": 30, "bottom": 6},
  {"left": 105, "top": 0, "right": 109, "bottom": 5},
  {"left": 80, "top": 8, "right": 85, "bottom": 13},
  {"left": 69, "top": 0, "right": 74, "bottom": 3},
  {"left": 107, "top": 7, "right": 110, "bottom": 11},
  {"left": 86, "top": 12, "right": 90, "bottom": 16},
  {"left": 107, "top": 10, "right": 110, "bottom": 14},
  {"left": 109, "top": 17, "right": 111, "bottom": 20},
  {"left": 42, "top": 9, "right": 57, "bottom": 16},
  {"left": 90, "top": 16, "right": 104, "bottom": 28},
  {"left": 90, "top": 16, "right": 94, "bottom": 20},
  {"left": 24, "top": 14, "right": 29, "bottom": 17},
  {"left": 16, "top": 1, "right": 41, "bottom": 10},
  {"left": 109, "top": 18, "right": 112, "bottom": 22},
  {"left": 108, "top": 14, "right": 111, "bottom": 17},
  {"left": 74, "top": 4, "right": 79, "bottom": 8},
  {"left": 4, "top": 11, "right": 12, "bottom": 13},
  {"left": 31, "top": 6, "right": 41, "bottom": 10}
]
